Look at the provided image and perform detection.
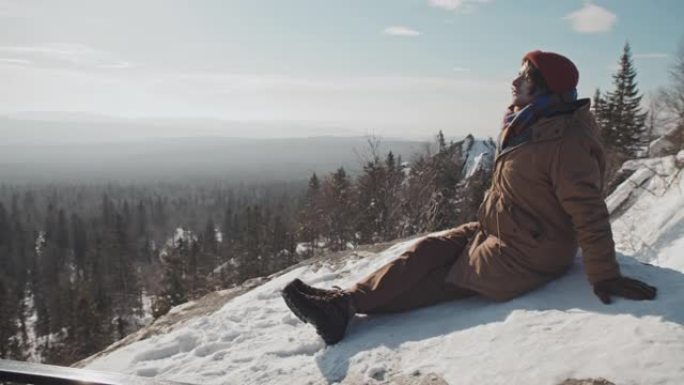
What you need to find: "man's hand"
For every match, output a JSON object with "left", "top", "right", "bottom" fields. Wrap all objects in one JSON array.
[{"left": 593, "top": 276, "right": 657, "bottom": 304}]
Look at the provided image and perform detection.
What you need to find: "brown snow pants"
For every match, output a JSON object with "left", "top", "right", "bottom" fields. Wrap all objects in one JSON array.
[{"left": 348, "top": 222, "right": 479, "bottom": 314}]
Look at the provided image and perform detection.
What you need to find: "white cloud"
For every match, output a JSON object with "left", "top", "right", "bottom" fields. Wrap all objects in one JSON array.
[
  {"left": 634, "top": 53, "right": 669, "bottom": 59},
  {"left": 428, "top": 0, "right": 490, "bottom": 12},
  {"left": 97, "top": 61, "right": 136, "bottom": 69},
  {"left": 0, "top": 43, "right": 135, "bottom": 70},
  {"left": 0, "top": 57, "right": 31, "bottom": 66},
  {"left": 383, "top": 26, "right": 421, "bottom": 37},
  {"left": 563, "top": 3, "right": 617, "bottom": 33}
]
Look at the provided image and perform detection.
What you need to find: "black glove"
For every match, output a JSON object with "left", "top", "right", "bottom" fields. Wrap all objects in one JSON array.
[{"left": 593, "top": 276, "right": 657, "bottom": 304}]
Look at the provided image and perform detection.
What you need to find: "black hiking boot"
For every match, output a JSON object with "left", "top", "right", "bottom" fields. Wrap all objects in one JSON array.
[
  {"left": 281, "top": 279, "right": 355, "bottom": 345},
  {"left": 290, "top": 278, "right": 344, "bottom": 298},
  {"left": 282, "top": 279, "right": 346, "bottom": 323}
]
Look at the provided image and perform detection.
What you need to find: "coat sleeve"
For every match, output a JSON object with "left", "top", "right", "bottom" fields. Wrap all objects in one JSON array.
[{"left": 550, "top": 129, "right": 621, "bottom": 284}]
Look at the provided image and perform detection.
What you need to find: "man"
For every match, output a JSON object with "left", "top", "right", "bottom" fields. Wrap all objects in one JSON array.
[{"left": 281, "top": 50, "right": 657, "bottom": 345}]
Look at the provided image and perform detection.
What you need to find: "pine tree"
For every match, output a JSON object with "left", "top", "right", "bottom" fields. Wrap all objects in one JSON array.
[
  {"left": 297, "top": 173, "right": 322, "bottom": 257},
  {"left": 222, "top": 206, "right": 236, "bottom": 251},
  {"left": 321, "top": 167, "right": 355, "bottom": 251},
  {"left": 429, "top": 132, "right": 461, "bottom": 230},
  {"left": 71, "top": 213, "right": 88, "bottom": 277},
  {"left": 355, "top": 155, "right": 387, "bottom": 244},
  {"left": 155, "top": 241, "right": 188, "bottom": 317},
  {"left": 0, "top": 278, "right": 20, "bottom": 358},
  {"left": 234, "top": 205, "right": 264, "bottom": 280},
  {"left": 266, "top": 211, "right": 293, "bottom": 271},
  {"left": 592, "top": 88, "right": 609, "bottom": 132},
  {"left": 602, "top": 42, "right": 649, "bottom": 158},
  {"left": 39, "top": 203, "right": 69, "bottom": 335},
  {"left": 0, "top": 202, "right": 22, "bottom": 358},
  {"left": 134, "top": 200, "right": 152, "bottom": 264},
  {"left": 202, "top": 218, "right": 218, "bottom": 259},
  {"left": 65, "top": 292, "right": 104, "bottom": 361},
  {"left": 382, "top": 152, "right": 404, "bottom": 240}
]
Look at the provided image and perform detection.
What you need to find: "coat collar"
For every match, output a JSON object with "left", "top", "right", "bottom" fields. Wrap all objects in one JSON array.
[
  {"left": 531, "top": 98, "right": 591, "bottom": 142},
  {"left": 496, "top": 98, "right": 591, "bottom": 159}
]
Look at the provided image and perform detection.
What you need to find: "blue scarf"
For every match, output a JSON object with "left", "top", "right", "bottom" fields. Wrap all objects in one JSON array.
[{"left": 499, "top": 88, "right": 578, "bottom": 150}]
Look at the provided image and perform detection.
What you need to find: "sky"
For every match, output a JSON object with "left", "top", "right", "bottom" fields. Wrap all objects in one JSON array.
[{"left": 0, "top": 0, "right": 682, "bottom": 140}]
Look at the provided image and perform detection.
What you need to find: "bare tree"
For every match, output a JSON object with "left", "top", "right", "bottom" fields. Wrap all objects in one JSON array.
[
  {"left": 651, "top": 39, "right": 684, "bottom": 156},
  {"left": 661, "top": 40, "right": 684, "bottom": 125}
]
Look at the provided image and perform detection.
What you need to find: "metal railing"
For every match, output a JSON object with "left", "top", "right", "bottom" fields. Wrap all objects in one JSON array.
[{"left": 0, "top": 359, "right": 194, "bottom": 385}]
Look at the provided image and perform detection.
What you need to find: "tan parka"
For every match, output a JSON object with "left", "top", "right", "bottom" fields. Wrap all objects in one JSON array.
[{"left": 446, "top": 99, "right": 621, "bottom": 301}]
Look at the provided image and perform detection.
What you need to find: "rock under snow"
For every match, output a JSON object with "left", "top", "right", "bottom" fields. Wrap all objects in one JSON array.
[{"left": 649, "top": 124, "right": 683, "bottom": 157}]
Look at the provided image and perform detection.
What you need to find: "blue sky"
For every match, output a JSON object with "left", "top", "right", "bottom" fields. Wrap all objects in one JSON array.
[{"left": 0, "top": 0, "right": 682, "bottom": 140}]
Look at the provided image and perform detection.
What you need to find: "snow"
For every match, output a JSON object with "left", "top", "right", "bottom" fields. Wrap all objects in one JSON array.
[
  {"left": 464, "top": 152, "right": 486, "bottom": 179},
  {"left": 605, "top": 167, "right": 654, "bottom": 214},
  {"left": 461, "top": 138, "right": 495, "bottom": 179},
  {"left": 21, "top": 291, "right": 41, "bottom": 362},
  {"left": 159, "top": 228, "right": 198, "bottom": 259},
  {"left": 610, "top": 151, "right": 684, "bottom": 271},
  {"left": 86, "top": 151, "right": 684, "bottom": 385},
  {"left": 295, "top": 242, "right": 311, "bottom": 255}
]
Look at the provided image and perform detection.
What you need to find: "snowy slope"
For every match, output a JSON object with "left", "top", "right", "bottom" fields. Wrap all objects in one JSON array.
[
  {"left": 85, "top": 152, "right": 684, "bottom": 385},
  {"left": 609, "top": 150, "right": 684, "bottom": 272}
]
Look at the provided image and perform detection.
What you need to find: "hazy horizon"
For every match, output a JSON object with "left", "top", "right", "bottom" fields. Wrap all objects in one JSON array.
[
  {"left": 0, "top": 133, "right": 454, "bottom": 183},
  {"left": 1, "top": 111, "right": 459, "bottom": 144}
]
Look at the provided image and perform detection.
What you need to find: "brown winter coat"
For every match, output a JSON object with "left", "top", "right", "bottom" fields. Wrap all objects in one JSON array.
[{"left": 446, "top": 99, "right": 621, "bottom": 301}]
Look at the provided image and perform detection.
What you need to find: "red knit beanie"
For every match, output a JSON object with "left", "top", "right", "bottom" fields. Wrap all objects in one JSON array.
[{"left": 523, "top": 50, "right": 579, "bottom": 94}]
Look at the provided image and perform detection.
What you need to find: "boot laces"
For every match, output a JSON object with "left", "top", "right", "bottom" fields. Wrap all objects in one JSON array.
[{"left": 318, "top": 285, "right": 349, "bottom": 303}]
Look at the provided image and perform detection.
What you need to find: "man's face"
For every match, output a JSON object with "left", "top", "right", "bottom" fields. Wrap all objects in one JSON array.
[{"left": 511, "top": 61, "right": 536, "bottom": 108}]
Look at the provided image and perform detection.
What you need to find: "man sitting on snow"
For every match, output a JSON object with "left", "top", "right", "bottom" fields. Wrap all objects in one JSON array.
[{"left": 281, "top": 50, "right": 657, "bottom": 345}]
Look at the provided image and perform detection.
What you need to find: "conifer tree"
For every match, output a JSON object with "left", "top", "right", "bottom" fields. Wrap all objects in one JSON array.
[
  {"left": 297, "top": 173, "right": 322, "bottom": 257},
  {"left": 154, "top": 242, "right": 188, "bottom": 317},
  {"left": 321, "top": 167, "right": 354, "bottom": 251},
  {"left": 355, "top": 155, "right": 387, "bottom": 244},
  {"left": 429, "top": 131, "right": 461, "bottom": 230},
  {"left": 592, "top": 88, "right": 609, "bottom": 131},
  {"left": 202, "top": 218, "right": 219, "bottom": 260},
  {"left": 382, "top": 152, "right": 404, "bottom": 240},
  {"left": 0, "top": 202, "right": 22, "bottom": 358},
  {"left": 602, "top": 42, "right": 649, "bottom": 158},
  {"left": 0, "top": 278, "right": 21, "bottom": 358},
  {"left": 71, "top": 213, "right": 88, "bottom": 277}
]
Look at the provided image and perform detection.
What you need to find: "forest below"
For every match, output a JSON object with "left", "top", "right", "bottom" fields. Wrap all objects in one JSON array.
[{"left": 0, "top": 132, "right": 492, "bottom": 365}]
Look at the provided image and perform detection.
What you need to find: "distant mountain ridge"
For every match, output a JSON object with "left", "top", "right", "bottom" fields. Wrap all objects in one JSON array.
[
  {"left": 0, "top": 134, "right": 434, "bottom": 183},
  {"left": 0, "top": 114, "right": 493, "bottom": 183},
  {"left": 0, "top": 113, "right": 453, "bottom": 145}
]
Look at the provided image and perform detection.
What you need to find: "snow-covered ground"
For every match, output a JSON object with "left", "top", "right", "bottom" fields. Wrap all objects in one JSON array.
[{"left": 86, "top": 151, "right": 684, "bottom": 385}]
